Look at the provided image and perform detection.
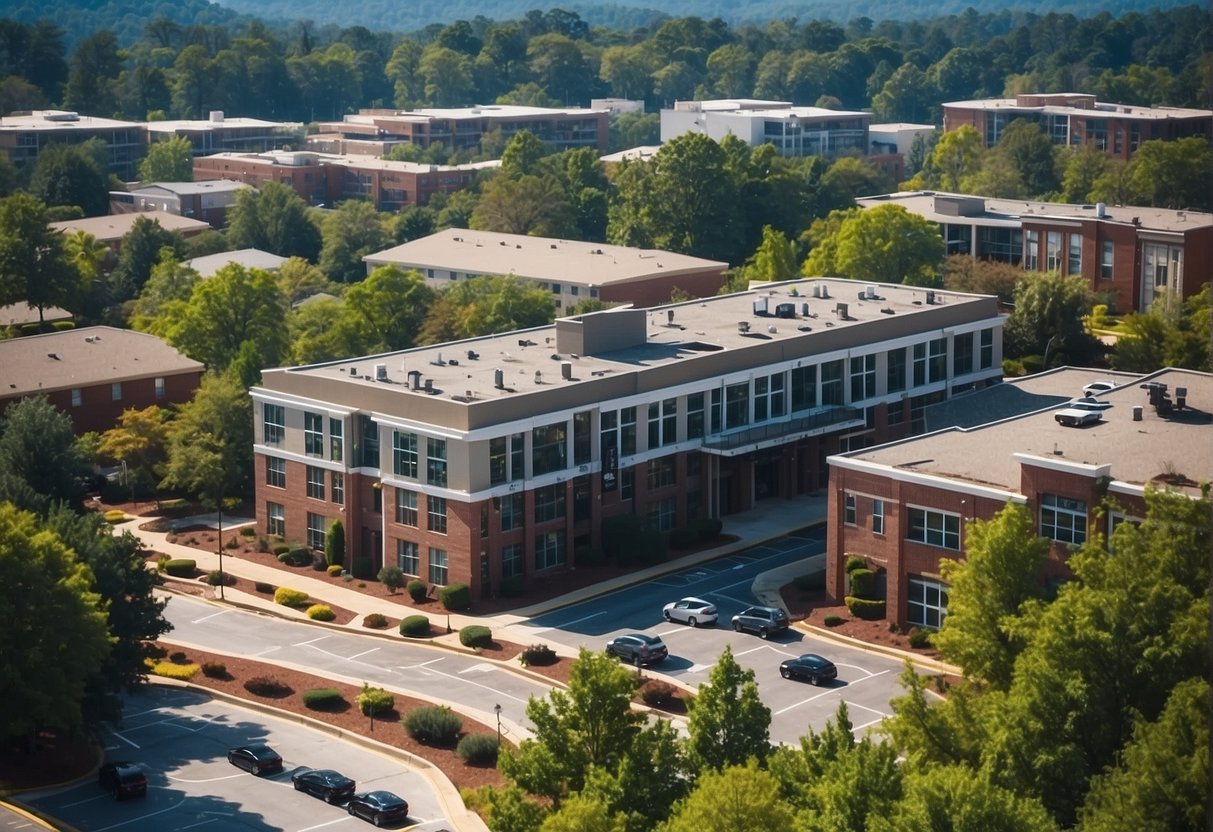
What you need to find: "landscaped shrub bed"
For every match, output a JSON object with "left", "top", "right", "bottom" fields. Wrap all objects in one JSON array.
[
  {"left": 456, "top": 733, "right": 500, "bottom": 765},
  {"left": 520, "top": 644, "right": 557, "bottom": 666},
  {"left": 301, "top": 688, "right": 346, "bottom": 711},
  {"left": 274, "top": 587, "right": 309, "bottom": 608},
  {"left": 459, "top": 625, "right": 492, "bottom": 648},
  {"left": 244, "top": 676, "right": 293, "bottom": 698},
  {"left": 363, "top": 613, "right": 389, "bottom": 629},
  {"left": 306, "top": 604, "right": 336, "bottom": 621},
  {"left": 403, "top": 706, "right": 461, "bottom": 746},
  {"left": 163, "top": 558, "right": 197, "bottom": 577},
  {"left": 399, "top": 615, "right": 430, "bottom": 637}
]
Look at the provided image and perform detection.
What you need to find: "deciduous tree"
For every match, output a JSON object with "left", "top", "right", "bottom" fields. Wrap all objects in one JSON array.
[
  {"left": 0, "top": 192, "right": 79, "bottom": 322},
  {"left": 874, "top": 765, "right": 1059, "bottom": 832},
  {"left": 109, "top": 215, "right": 187, "bottom": 302},
  {"left": 167, "top": 264, "right": 287, "bottom": 372},
  {"left": 138, "top": 135, "right": 194, "bottom": 182},
  {"left": 418, "top": 274, "right": 552, "bottom": 344},
  {"left": 28, "top": 140, "right": 111, "bottom": 218},
  {"left": 685, "top": 645, "right": 770, "bottom": 773},
  {"left": 227, "top": 181, "right": 322, "bottom": 262},
  {"left": 318, "top": 200, "right": 390, "bottom": 283},
  {"left": 0, "top": 394, "right": 89, "bottom": 512},
  {"left": 343, "top": 265, "right": 435, "bottom": 352},
  {"left": 665, "top": 761, "right": 793, "bottom": 832},
  {"left": 98, "top": 406, "right": 171, "bottom": 499},
  {"left": 161, "top": 372, "right": 254, "bottom": 503}
]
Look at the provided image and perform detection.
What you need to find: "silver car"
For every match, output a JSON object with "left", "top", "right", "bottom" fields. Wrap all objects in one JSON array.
[{"left": 662, "top": 597, "right": 718, "bottom": 627}]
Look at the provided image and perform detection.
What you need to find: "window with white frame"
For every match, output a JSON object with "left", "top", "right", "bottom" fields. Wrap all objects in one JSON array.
[
  {"left": 849, "top": 355, "right": 876, "bottom": 402},
  {"left": 872, "top": 499, "right": 885, "bottom": 534},
  {"left": 754, "top": 374, "right": 785, "bottom": 422},
  {"left": 509, "top": 433, "right": 525, "bottom": 480},
  {"left": 1046, "top": 231, "right": 1062, "bottom": 271},
  {"left": 1024, "top": 229, "right": 1039, "bottom": 270},
  {"left": 306, "top": 512, "right": 327, "bottom": 550},
  {"left": 263, "top": 404, "right": 285, "bottom": 446},
  {"left": 266, "top": 456, "right": 285, "bottom": 488},
  {"left": 687, "top": 393, "right": 705, "bottom": 439},
  {"left": 913, "top": 339, "right": 947, "bottom": 386},
  {"left": 111, "top": 382, "right": 122, "bottom": 401},
  {"left": 393, "top": 431, "right": 418, "bottom": 477},
  {"left": 489, "top": 437, "right": 508, "bottom": 485},
  {"left": 821, "top": 360, "right": 844, "bottom": 406},
  {"left": 71, "top": 388, "right": 82, "bottom": 407},
  {"left": 306, "top": 465, "right": 325, "bottom": 500},
  {"left": 329, "top": 418, "right": 343, "bottom": 462},
  {"left": 1040, "top": 494, "right": 1087, "bottom": 545},
  {"left": 331, "top": 472, "right": 344, "bottom": 505},
  {"left": 396, "top": 489, "right": 418, "bottom": 525},
  {"left": 710, "top": 389, "right": 722, "bottom": 433},
  {"left": 427, "top": 437, "right": 447, "bottom": 486},
  {"left": 1099, "top": 240, "right": 1113, "bottom": 279},
  {"left": 887, "top": 349, "right": 907, "bottom": 393},
  {"left": 953, "top": 332, "right": 974, "bottom": 376},
  {"left": 534, "top": 483, "right": 565, "bottom": 523},
  {"left": 266, "top": 502, "right": 284, "bottom": 537},
  {"left": 1068, "top": 233, "right": 1082, "bottom": 274},
  {"left": 907, "top": 507, "right": 961, "bottom": 549},
  {"left": 427, "top": 495, "right": 447, "bottom": 534},
  {"left": 980, "top": 329, "right": 994, "bottom": 369},
  {"left": 791, "top": 365, "right": 817, "bottom": 411},
  {"left": 397, "top": 540, "right": 419, "bottom": 575},
  {"left": 621, "top": 407, "right": 637, "bottom": 455},
  {"left": 844, "top": 493, "right": 856, "bottom": 525},
  {"left": 428, "top": 547, "right": 448, "bottom": 584},
  {"left": 304, "top": 412, "right": 324, "bottom": 457},
  {"left": 648, "top": 497, "right": 676, "bottom": 531},
  {"left": 501, "top": 543, "right": 523, "bottom": 578},
  {"left": 573, "top": 410, "right": 592, "bottom": 465},
  {"left": 908, "top": 578, "right": 949, "bottom": 628},
  {"left": 500, "top": 493, "right": 523, "bottom": 531},
  {"left": 661, "top": 399, "right": 678, "bottom": 444},
  {"left": 535, "top": 530, "right": 566, "bottom": 570},
  {"left": 725, "top": 381, "right": 750, "bottom": 428},
  {"left": 155, "top": 377, "right": 166, "bottom": 400}
]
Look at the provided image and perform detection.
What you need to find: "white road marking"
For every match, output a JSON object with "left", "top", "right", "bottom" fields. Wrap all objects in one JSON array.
[
  {"left": 458, "top": 662, "right": 496, "bottom": 674},
  {"left": 771, "top": 670, "right": 892, "bottom": 716},
  {"left": 412, "top": 663, "right": 530, "bottom": 704},
  {"left": 347, "top": 647, "right": 379, "bottom": 661},
  {"left": 293, "top": 636, "right": 328, "bottom": 647},
  {"left": 528, "top": 610, "right": 606, "bottom": 634},
  {"left": 190, "top": 610, "right": 229, "bottom": 624},
  {"left": 178, "top": 819, "right": 219, "bottom": 830},
  {"left": 108, "top": 731, "right": 140, "bottom": 749},
  {"left": 711, "top": 592, "right": 753, "bottom": 607},
  {"left": 686, "top": 663, "right": 712, "bottom": 673},
  {"left": 773, "top": 686, "right": 839, "bottom": 715},
  {"left": 252, "top": 646, "right": 280, "bottom": 657},
  {"left": 295, "top": 815, "right": 357, "bottom": 831},
  {"left": 59, "top": 794, "right": 110, "bottom": 808},
  {"left": 732, "top": 644, "right": 777, "bottom": 659},
  {"left": 93, "top": 797, "right": 186, "bottom": 831},
  {"left": 834, "top": 663, "right": 881, "bottom": 679}
]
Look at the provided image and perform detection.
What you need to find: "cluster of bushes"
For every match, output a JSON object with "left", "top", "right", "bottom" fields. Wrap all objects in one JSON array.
[
  {"left": 356, "top": 683, "right": 394, "bottom": 716},
  {"left": 519, "top": 644, "right": 557, "bottom": 667},
  {"left": 378, "top": 565, "right": 405, "bottom": 593},
  {"left": 406, "top": 579, "right": 427, "bottom": 602},
  {"left": 274, "top": 587, "right": 310, "bottom": 608},
  {"left": 844, "top": 557, "right": 886, "bottom": 620},
  {"left": 403, "top": 705, "right": 461, "bottom": 746},
  {"left": 103, "top": 509, "right": 127, "bottom": 524},
  {"left": 306, "top": 604, "right": 336, "bottom": 621},
  {"left": 456, "top": 733, "right": 500, "bottom": 765},
  {"left": 277, "top": 547, "right": 312, "bottom": 567},
  {"left": 201, "top": 661, "right": 227, "bottom": 678},
  {"left": 908, "top": 627, "right": 934, "bottom": 649},
  {"left": 148, "top": 659, "right": 200, "bottom": 680},
  {"left": 254, "top": 581, "right": 275, "bottom": 594},
  {"left": 667, "top": 517, "right": 724, "bottom": 549},
  {"left": 439, "top": 583, "right": 470, "bottom": 611},
  {"left": 399, "top": 615, "right": 430, "bottom": 637},
  {"left": 162, "top": 558, "right": 197, "bottom": 578},
  {"left": 244, "top": 676, "right": 293, "bottom": 698},
  {"left": 363, "top": 613, "right": 389, "bottom": 629},
  {"left": 639, "top": 679, "right": 679, "bottom": 707},
  {"left": 602, "top": 515, "right": 666, "bottom": 566},
  {"left": 459, "top": 625, "right": 492, "bottom": 649},
  {"left": 205, "top": 569, "right": 228, "bottom": 586},
  {"left": 301, "top": 688, "right": 346, "bottom": 711}
]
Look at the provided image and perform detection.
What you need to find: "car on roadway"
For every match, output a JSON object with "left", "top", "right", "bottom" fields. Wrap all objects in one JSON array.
[
  {"left": 662, "top": 597, "right": 718, "bottom": 627},
  {"left": 227, "top": 744, "right": 283, "bottom": 775},
  {"left": 98, "top": 762, "right": 147, "bottom": 799},
  {"left": 606, "top": 633, "right": 669, "bottom": 667},
  {"left": 291, "top": 767, "right": 356, "bottom": 804},
  {"left": 731, "top": 605, "right": 790, "bottom": 639},
  {"left": 347, "top": 790, "right": 410, "bottom": 826},
  {"left": 1083, "top": 380, "right": 1117, "bottom": 397},
  {"left": 779, "top": 653, "right": 838, "bottom": 685},
  {"left": 1054, "top": 405, "right": 1102, "bottom": 427}
]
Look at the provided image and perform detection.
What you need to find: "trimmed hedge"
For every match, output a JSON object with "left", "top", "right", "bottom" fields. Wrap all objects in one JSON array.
[
  {"left": 306, "top": 604, "right": 336, "bottom": 621},
  {"left": 459, "top": 625, "right": 492, "bottom": 649},
  {"left": 848, "top": 568, "right": 878, "bottom": 599},
  {"left": 278, "top": 548, "right": 312, "bottom": 567},
  {"left": 356, "top": 683, "right": 394, "bottom": 716},
  {"left": 254, "top": 581, "right": 275, "bottom": 594},
  {"left": 274, "top": 587, "right": 310, "bottom": 608},
  {"left": 201, "top": 661, "right": 227, "bottom": 678},
  {"left": 439, "top": 582, "right": 470, "bottom": 611},
  {"left": 639, "top": 679, "right": 678, "bottom": 707},
  {"left": 456, "top": 733, "right": 500, "bottom": 765},
  {"left": 363, "top": 613, "right": 389, "bottom": 629},
  {"left": 399, "top": 615, "right": 430, "bottom": 637},
  {"left": 823, "top": 614, "right": 846, "bottom": 627},
  {"left": 103, "top": 509, "right": 127, "bottom": 524},
  {"left": 163, "top": 559, "right": 197, "bottom": 577},
  {"left": 403, "top": 705, "right": 461, "bottom": 746},
  {"left": 520, "top": 644, "right": 557, "bottom": 667},
  {"left": 244, "top": 676, "right": 292, "bottom": 698},
  {"left": 406, "top": 579, "right": 427, "bottom": 602},
  {"left": 845, "top": 555, "right": 867, "bottom": 574},
  {"left": 301, "top": 688, "right": 346, "bottom": 711},
  {"left": 845, "top": 596, "right": 886, "bottom": 620},
  {"left": 149, "top": 660, "right": 199, "bottom": 680},
  {"left": 908, "top": 628, "right": 934, "bottom": 649}
]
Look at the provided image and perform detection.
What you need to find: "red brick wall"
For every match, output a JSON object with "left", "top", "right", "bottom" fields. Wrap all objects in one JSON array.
[
  {"left": 599, "top": 269, "right": 728, "bottom": 306},
  {"left": 0, "top": 371, "right": 202, "bottom": 436}
]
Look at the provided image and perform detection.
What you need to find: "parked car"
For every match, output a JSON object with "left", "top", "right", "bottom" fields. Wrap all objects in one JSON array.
[
  {"left": 227, "top": 744, "right": 283, "bottom": 775},
  {"left": 779, "top": 653, "right": 838, "bottom": 685},
  {"left": 1054, "top": 406, "right": 1102, "bottom": 427},
  {"left": 606, "top": 633, "right": 669, "bottom": 667},
  {"left": 291, "top": 767, "right": 356, "bottom": 804},
  {"left": 1083, "top": 380, "right": 1117, "bottom": 397},
  {"left": 731, "top": 605, "right": 790, "bottom": 639},
  {"left": 98, "top": 762, "right": 147, "bottom": 799},
  {"left": 662, "top": 597, "right": 718, "bottom": 627},
  {"left": 347, "top": 790, "right": 409, "bottom": 826}
]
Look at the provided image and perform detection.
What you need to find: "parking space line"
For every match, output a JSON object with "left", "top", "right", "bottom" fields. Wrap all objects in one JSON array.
[
  {"left": 190, "top": 610, "right": 229, "bottom": 624},
  {"left": 59, "top": 793, "right": 110, "bottom": 809},
  {"left": 528, "top": 610, "right": 606, "bottom": 634},
  {"left": 348, "top": 647, "right": 379, "bottom": 661},
  {"left": 846, "top": 701, "right": 890, "bottom": 719},
  {"left": 773, "top": 687, "right": 839, "bottom": 715},
  {"left": 93, "top": 797, "right": 186, "bottom": 831},
  {"left": 179, "top": 820, "right": 219, "bottom": 830},
  {"left": 252, "top": 646, "right": 280, "bottom": 657},
  {"left": 732, "top": 645, "right": 776, "bottom": 659},
  {"left": 411, "top": 664, "right": 531, "bottom": 704},
  {"left": 686, "top": 663, "right": 712, "bottom": 673},
  {"left": 107, "top": 730, "right": 140, "bottom": 749},
  {"left": 834, "top": 663, "right": 881, "bottom": 679},
  {"left": 295, "top": 816, "right": 355, "bottom": 832},
  {"left": 711, "top": 592, "right": 753, "bottom": 607},
  {"left": 293, "top": 636, "right": 328, "bottom": 647}
]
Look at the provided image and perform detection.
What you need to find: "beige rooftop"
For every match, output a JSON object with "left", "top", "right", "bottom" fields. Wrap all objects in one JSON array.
[
  {"left": 50, "top": 211, "right": 211, "bottom": 243},
  {"left": 944, "top": 96, "right": 1211, "bottom": 119},
  {"left": 364, "top": 228, "right": 728, "bottom": 287},
  {"left": 0, "top": 110, "right": 140, "bottom": 130},
  {"left": 0, "top": 327, "right": 203, "bottom": 396}
]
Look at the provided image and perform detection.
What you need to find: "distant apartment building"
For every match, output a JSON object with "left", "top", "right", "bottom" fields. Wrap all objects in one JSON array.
[
  {"left": 660, "top": 99, "right": 870, "bottom": 158},
  {"left": 363, "top": 228, "right": 729, "bottom": 309},
  {"left": 856, "top": 191, "right": 1213, "bottom": 314},
  {"left": 0, "top": 110, "right": 144, "bottom": 179},
  {"left": 50, "top": 211, "right": 211, "bottom": 258},
  {"left": 109, "top": 180, "right": 251, "bottom": 227},
  {"left": 867, "top": 123, "right": 935, "bottom": 182},
  {"left": 943, "top": 93, "right": 1213, "bottom": 160},
  {"left": 145, "top": 112, "right": 304, "bottom": 157},
  {"left": 309, "top": 105, "right": 610, "bottom": 156},
  {"left": 193, "top": 151, "right": 498, "bottom": 211},
  {"left": 0, "top": 327, "right": 204, "bottom": 434},
  {"left": 250, "top": 279, "right": 1003, "bottom": 596}
]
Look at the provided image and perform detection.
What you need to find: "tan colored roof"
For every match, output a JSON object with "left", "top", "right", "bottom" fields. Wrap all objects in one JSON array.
[
  {"left": 943, "top": 97, "right": 1212, "bottom": 119},
  {"left": 364, "top": 228, "right": 728, "bottom": 287},
  {"left": 0, "top": 110, "right": 141, "bottom": 130},
  {"left": 49, "top": 211, "right": 211, "bottom": 243},
  {"left": 0, "top": 327, "right": 203, "bottom": 396},
  {"left": 0, "top": 303, "right": 71, "bottom": 327}
]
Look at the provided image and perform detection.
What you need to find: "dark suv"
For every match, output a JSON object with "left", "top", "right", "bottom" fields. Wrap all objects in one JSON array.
[
  {"left": 731, "top": 605, "right": 790, "bottom": 638},
  {"left": 98, "top": 762, "right": 147, "bottom": 799},
  {"left": 606, "top": 634, "right": 669, "bottom": 667}
]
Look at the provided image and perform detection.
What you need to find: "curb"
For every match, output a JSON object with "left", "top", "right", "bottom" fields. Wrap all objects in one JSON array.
[
  {"left": 1, "top": 799, "right": 78, "bottom": 832},
  {"left": 797, "top": 622, "right": 962, "bottom": 676}
]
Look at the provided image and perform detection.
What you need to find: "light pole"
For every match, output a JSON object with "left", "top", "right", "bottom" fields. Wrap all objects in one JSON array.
[
  {"left": 494, "top": 703, "right": 502, "bottom": 746},
  {"left": 217, "top": 497, "right": 224, "bottom": 600}
]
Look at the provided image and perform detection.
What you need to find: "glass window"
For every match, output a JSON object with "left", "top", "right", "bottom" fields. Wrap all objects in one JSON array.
[
  {"left": 620, "top": 407, "right": 637, "bottom": 455},
  {"left": 304, "top": 412, "right": 324, "bottom": 457},
  {"left": 397, "top": 540, "right": 419, "bottom": 575},
  {"left": 907, "top": 507, "right": 960, "bottom": 549},
  {"left": 648, "top": 402, "right": 660, "bottom": 448},
  {"left": 850, "top": 355, "right": 876, "bottom": 402},
  {"left": 534, "top": 483, "right": 566, "bottom": 523},
  {"left": 154, "top": 377, "right": 166, "bottom": 400},
  {"left": 71, "top": 388, "right": 83, "bottom": 407},
  {"left": 500, "top": 493, "right": 523, "bottom": 531},
  {"left": 821, "top": 360, "right": 843, "bottom": 406},
  {"left": 266, "top": 456, "right": 285, "bottom": 488},
  {"left": 1024, "top": 229, "right": 1039, "bottom": 271},
  {"left": 306, "top": 465, "right": 325, "bottom": 500},
  {"left": 844, "top": 493, "right": 856, "bottom": 524},
  {"left": 908, "top": 578, "right": 949, "bottom": 629},
  {"left": 872, "top": 499, "right": 884, "bottom": 534},
  {"left": 686, "top": 393, "right": 705, "bottom": 438},
  {"left": 428, "top": 496, "right": 447, "bottom": 534},
  {"left": 573, "top": 411, "right": 592, "bottom": 465},
  {"left": 535, "top": 530, "right": 566, "bottom": 571},
  {"left": 647, "top": 456, "right": 676, "bottom": 489},
  {"left": 510, "top": 433, "right": 525, "bottom": 481},
  {"left": 725, "top": 382, "right": 749, "bottom": 428},
  {"left": 501, "top": 543, "right": 523, "bottom": 578},
  {"left": 1045, "top": 231, "right": 1062, "bottom": 271},
  {"left": 887, "top": 349, "right": 907, "bottom": 393},
  {"left": 953, "top": 333, "right": 974, "bottom": 376},
  {"left": 360, "top": 417, "right": 379, "bottom": 468},
  {"left": 648, "top": 497, "right": 676, "bottom": 531},
  {"left": 393, "top": 431, "right": 418, "bottom": 477},
  {"left": 1100, "top": 240, "right": 1113, "bottom": 279},
  {"left": 306, "top": 512, "right": 327, "bottom": 550},
  {"left": 395, "top": 489, "right": 418, "bottom": 526},
  {"left": 428, "top": 547, "right": 448, "bottom": 585},
  {"left": 662, "top": 399, "right": 678, "bottom": 444},
  {"left": 621, "top": 469, "right": 634, "bottom": 501},
  {"left": 331, "top": 471, "right": 344, "bottom": 506},
  {"left": 112, "top": 382, "right": 122, "bottom": 401},
  {"left": 266, "top": 502, "right": 284, "bottom": 537},
  {"left": 710, "top": 388, "right": 722, "bottom": 433},
  {"left": 791, "top": 365, "right": 817, "bottom": 412},
  {"left": 1041, "top": 494, "right": 1087, "bottom": 545},
  {"left": 928, "top": 338, "right": 947, "bottom": 383},
  {"left": 329, "top": 418, "right": 343, "bottom": 462},
  {"left": 532, "top": 422, "right": 567, "bottom": 476},
  {"left": 490, "top": 437, "right": 508, "bottom": 485},
  {"left": 1068, "top": 233, "right": 1082, "bottom": 274},
  {"left": 600, "top": 410, "right": 617, "bottom": 467},
  {"left": 427, "top": 437, "right": 447, "bottom": 487},
  {"left": 980, "top": 329, "right": 994, "bottom": 369}
]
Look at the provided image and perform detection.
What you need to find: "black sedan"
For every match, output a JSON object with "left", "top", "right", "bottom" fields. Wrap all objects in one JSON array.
[
  {"left": 227, "top": 744, "right": 283, "bottom": 775},
  {"left": 347, "top": 790, "right": 409, "bottom": 826},
  {"left": 291, "top": 767, "right": 356, "bottom": 803},
  {"left": 606, "top": 633, "right": 668, "bottom": 667},
  {"left": 779, "top": 653, "right": 838, "bottom": 685}
]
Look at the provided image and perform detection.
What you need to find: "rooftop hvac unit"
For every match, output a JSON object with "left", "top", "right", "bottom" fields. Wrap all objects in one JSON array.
[
  {"left": 866, "top": 285, "right": 877, "bottom": 299},
  {"left": 349, "top": 367, "right": 357, "bottom": 376},
  {"left": 753, "top": 297, "right": 769, "bottom": 316},
  {"left": 775, "top": 303, "right": 796, "bottom": 319},
  {"left": 835, "top": 302, "right": 849, "bottom": 319},
  {"left": 667, "top": 309, "right": 674, "bottom": 323},
  {"left": 738, "top": 321, "right": 750, "bottom": 333},
  {"left": 374, "top": 363, "right": 387, "bottom": 381},
  {"left": 407, "top": 369, "right": 421, "bottom": 390},
  {"left": 424, "top": 378, "right": 433, "bottom": 393},
  {"left": 561, "top": 361, "right": 572, "bottom": 380},
  {"left": 466, "top": 350, "right": 479, "bottom": 360},
  {"left": 925, "top": 290, "right": 936, "bottom": 305},
  {"left": 534, "top": 371, "right": 543, "bottom": 384},
  {"left": 494, "top": 368, "right": 504, "bottom": 389}
]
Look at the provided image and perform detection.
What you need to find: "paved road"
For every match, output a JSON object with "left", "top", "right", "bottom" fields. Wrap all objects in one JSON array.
[
  {"left": 518, "top": 528, "right": 912, "bottom": 745},
  {"left": 158, "top": 594, "right": 552, "bottom": 740},
  {"left": 19, "top": 687, "right": 452, "bottom": 832}
]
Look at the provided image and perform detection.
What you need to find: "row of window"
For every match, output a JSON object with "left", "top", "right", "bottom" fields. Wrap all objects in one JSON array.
[
  {"left": 70, "top": 377, "right": 168, "bottom": 407},
  {"left": 1024, "top": 231, "right": 1115, "bottom": 280},
  {"left": 262, "top": 405, "right": 344, "bottom": 462}
]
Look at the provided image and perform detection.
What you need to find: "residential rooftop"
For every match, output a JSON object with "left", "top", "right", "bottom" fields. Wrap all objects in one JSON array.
[
  {"left": 185, "top": 248, "right": 288, "bottom": 278},
  {"left": 0, "top": 303, "right": 71, "bottom": 327},
  {"left": 0, "top": 326, "right": 203, "bottom": 396},
  {"left": 49, "top": 211, "right": 211, "bottom": 242},
  {"left": 600, "top": 146, "right": 661, "bottom": 164}
]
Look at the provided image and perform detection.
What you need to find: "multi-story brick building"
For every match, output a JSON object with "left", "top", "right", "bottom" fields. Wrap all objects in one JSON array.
[
  {"left": 0, "top": 110, "right": 144, "bottom": 179},
  {"left": 661, "top": 99, "right": 870, "bottom": 158},
  {"left": 362, "top": 228, "right": 729, "bottom": 310},
  {"left": 251, "top": 279, "right": 1003, "bottom": 601},
  {"left": 0, "top": 327, "right": 204, "bottom": 434},
  {"left": 857, "top": 191, "right": 1213, "bottom": 314},
  {"left": 942, "top": 93, "right": 1212, "bottom": 160},
  {"left": 826, "top": 368, "right": 1212, "bottom": 629},
  {"left": 145, "top": 112, "right": 304, "bottom": 157},
  {"left": 109, "top": 180, "right": 251, "bottom": 228}
]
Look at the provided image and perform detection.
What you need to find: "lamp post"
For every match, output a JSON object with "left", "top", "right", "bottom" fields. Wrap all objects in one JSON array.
[
  {"left": 494, "top": 703, "right": 502, "bottom": 745},
  {"left": 217, "top": 497, "right": 224, "bottom": 600}
]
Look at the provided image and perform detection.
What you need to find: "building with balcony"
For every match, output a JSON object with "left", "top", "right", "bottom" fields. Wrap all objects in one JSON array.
[
  {"left": 856, "top": 191, "right": 1213, "bottom": 314},
  {"left": 362, "top": 228, "right": 729, "bottom": 310},
  {"left": 826, "top": 368, "right": 1213, "bottom": 629},
  {"left": 250, "top": 278, "right": 1003, "bottom": 600},
  {"left": 0, "top": 110, "right": 144, "bottom": 179},
  {"left": 660, "top": 99, "right": 870, "bottom": 158},
  {"left": 942, "top": 93, "right": 1212, "bottom": 160}
]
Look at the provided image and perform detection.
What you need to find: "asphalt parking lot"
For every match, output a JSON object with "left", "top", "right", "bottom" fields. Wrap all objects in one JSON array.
[{"left": 20, "top": 687, "right": 451, "bottom": 832}]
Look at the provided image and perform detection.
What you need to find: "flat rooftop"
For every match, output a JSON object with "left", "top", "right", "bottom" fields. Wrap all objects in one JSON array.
[
  {"left": 146, "top": 118, "right": 302, "bottom": 132},
  {"left": 199, "top": 151, "right": 499, "bottom": 175},
  {"left": 0, "top": 110, "right": 141, "bottom": 130},
  {"left": 943, "top": 97, "right": 1212, "bottom": 120},
  {"left": 185, "top": 248, "right": 288, "bottom": 278},
  {"left": 127, "top": 180, "right": 251, "bottom": 196},
  {"left": 364, "top": 228, "right": 728, "bottom": 286},
  {"left": 851, "top": 368, "right": 1213, "bottom": 498},
  {"left": 857, "top": 191, "right": 1213, "bottom": 234},
  {"left": 0, "top": 327, "right": 203, "bottom": 395},
  {"left": 339, "top": 105, "right": 608, "bottom": 124}
]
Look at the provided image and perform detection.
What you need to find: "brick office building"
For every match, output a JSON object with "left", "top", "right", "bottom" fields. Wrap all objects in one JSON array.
[
  {"left": 0, "top": 327, "right": 204, "bottom": 434},
  {"left": 826, "top": 368, "right": 1213, "bottom": 629},
  {"left": 251, "top": 279, "right": 1003, "bottom": 601}
]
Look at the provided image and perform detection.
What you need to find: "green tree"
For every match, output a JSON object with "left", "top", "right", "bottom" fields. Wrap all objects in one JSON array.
[
  {"left": 819, "top": 156, "right": 896, "bottom": 214},
  {"left": 539, "top": 793, "right": 627, "bottom": 832},
  {"left": 0, "top": 394, "right": 89, "bottom": 512},
  {"left": 98, "top": 406, "right": 171, "bottom": 499},
  {"left": 63, "top": 29, "right": 122, "bottom": 116},
  {"left": 934, "top": 125, "right": 983, "bottom": 192},
  {"left": 227, "top": 182, "right": 322, "bottom": 262},
  {"left": 872, "top": 63, "right": 932, "bottom": 123},
  {"left": 933, "top": 503, "right": 1050, "bottom": 690},
  {"left": 821, "top": 204, "right": 944, "bottom": 286},
  {"left": 129, "top": 254, "right": 199, "bottom": 336},
  {"left": 686, "top": 645, "right": 770, "bottom": 773},
  {"left": 989, "top": 119, "right": 1060, "bottom": 197},
  {"left": 1059, "top": 145, "right": 1110, "bottom": 204},
  {"left": 28, "top": 141, "right": 111, "bottom": 218},
  {"left": 1126, "top": 136, "right": 1213, "bottom": 211},
  {"left": 386, "top": 39, "right": 425, "bottom": 108},
  {"left": 343, "top": 265, "right": 435, "bottom": 353},
  {"left": 419, "top": 45, "right": 475, "bottom": 107},
  {"left": 665, "top": 761, "right": 793, "bottom": 832},
  {"left": 138, "top": 135, "right": 194, "bottom": 183},
  {"left": 874, "top": 765, "right": 1059, "bottom": 832},
  {"left": 274, "top": 257, "right": 335, "bottom": 307},
  {"left": 941, "top": 255, "right": 1020, "bottom": 305},
  {"left": 161, "top": 373, "right": 254, "bottom": 502},
  {"left": 742, "top": 226, "right": 798, "bottom": 283},
  {"left": 801, "top": 208, "right": 858, "bottom": 279},
  {"left": 167, "top": 264, "right": 287, "bottom": 373},
  {"left": 1002, "top": 271, "right": 1103, "bottom": 365},
  {"left": 0, "top": 504, "right": 110, "bottom": 745},
  {"left": 501, "top": 130, "right": 551, "bottom": 178},
  {"left": 319, "top": 200, "right": 390, "bottom": 283},
  {"left": 109, "top": 216, "right": 187, "bottom": 302},
  {"left": 1112, "top": 285, "right": 1210, "bottom": 373},
  {"left": 608, "top": 718, "right": 689, "bottom": 832},
  {"left": 394, "top": 206, "right": 438, "bottom": 243},
  {"left": 418, "top": 274, "right": 552, "bottom": 344},
  {"left": 288, "top": 296, "right": 366, "bottom": 364},
  {"left": 470, "top": 174, "right": 574, "bottom": 237},
  {"left": 63, "top": 229, "right": 109, "bottom": 286},
  {"left": 483, "top": 784, "right": 550, "bottom": 832},
  {"left": 324, "top": 519, "right": 345, "bottom": 567},
  {"left": 0, "top": 192, "right": 79, "bottom": 323}
]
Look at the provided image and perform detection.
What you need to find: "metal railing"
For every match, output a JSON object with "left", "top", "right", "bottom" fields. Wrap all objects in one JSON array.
[{"left": 701, "top": 407, "right": 863, "bottom": 451}]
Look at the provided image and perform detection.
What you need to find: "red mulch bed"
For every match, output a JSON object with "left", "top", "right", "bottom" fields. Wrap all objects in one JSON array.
[
  {"left": 156, "top": 569, "right": 359, "bottom": 626},
  {"left": 781, "top": 584, "right": 943, "bottom": 658}
]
